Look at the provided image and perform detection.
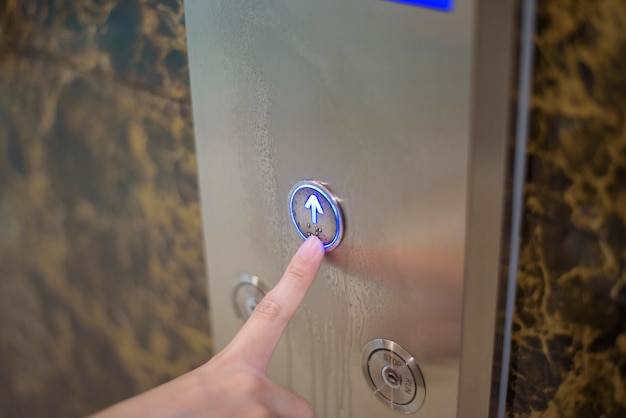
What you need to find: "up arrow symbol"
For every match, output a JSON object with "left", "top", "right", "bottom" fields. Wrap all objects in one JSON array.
[{"left": 304, "top": 194, "right": 324, "bottom": 224}]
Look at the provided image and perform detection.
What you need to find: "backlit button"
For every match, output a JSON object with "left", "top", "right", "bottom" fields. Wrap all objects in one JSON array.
[{"left": 289, "top": 180, "right": 344, "bottom": 252}]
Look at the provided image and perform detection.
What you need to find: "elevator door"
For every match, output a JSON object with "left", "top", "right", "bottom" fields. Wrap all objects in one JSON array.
[{"left": 186, "top": 0, "right": 512, "bottom": 416}]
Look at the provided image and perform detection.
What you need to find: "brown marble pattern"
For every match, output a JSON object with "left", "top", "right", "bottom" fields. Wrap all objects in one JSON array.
[
  {"left": 507, "top": 0, "right": 626, "bottom": 416},
  {"left": 0, "top": 1, "right": 211, "bottom": 417}
]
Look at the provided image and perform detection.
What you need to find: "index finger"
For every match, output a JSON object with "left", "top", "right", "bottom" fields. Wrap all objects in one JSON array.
[{"left": 225, "top": 236, "right": 324, "bottom": 371}]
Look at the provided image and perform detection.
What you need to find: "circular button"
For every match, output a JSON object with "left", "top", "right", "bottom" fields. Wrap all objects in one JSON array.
[
  {"left": 361, "top": 339, "right": 426, "bottom": 414},
  {"left": 232, "top": 273, "right": 267, "bottom": 320},
  {"left": 289, "top": 180, "right": 344, "bottom": 252}
]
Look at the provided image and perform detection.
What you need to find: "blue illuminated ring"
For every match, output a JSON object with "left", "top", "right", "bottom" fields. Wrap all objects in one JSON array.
[
  {"left": 288, "top": 180, "right": 344, "bottom": 252},
  {"left": 385, "top": 0, "right": 453, "bottom": 12}
]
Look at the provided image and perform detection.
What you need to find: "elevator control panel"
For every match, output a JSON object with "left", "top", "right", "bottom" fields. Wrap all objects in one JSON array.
[
  {"left": 232, "top": 273, "right": 267, "bottom": 320},
  {"left": 289, "top": 181, "right": 344, "bottom": 252},
  {"left": 362, "top": 339, "right": 426, "bottom": 414},
  {"left": 187, "top": 0, "right": 507, "bottom": 414}
]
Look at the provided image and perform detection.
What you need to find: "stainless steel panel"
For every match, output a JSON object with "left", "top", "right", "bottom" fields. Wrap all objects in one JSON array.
[{"left": 186, "top": 0, "right": 516, "bottom": 416}]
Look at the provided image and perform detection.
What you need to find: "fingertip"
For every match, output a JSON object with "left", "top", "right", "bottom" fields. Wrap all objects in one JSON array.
[
  {"left": 300, "top": 236, "right": 324, "bottom": 259},
  {"left": 222, "top": 236, "right": 325, "bottom": 371}
]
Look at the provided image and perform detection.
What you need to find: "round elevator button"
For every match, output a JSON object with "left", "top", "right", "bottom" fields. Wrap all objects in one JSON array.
[
  {"left": 289, "top": 180, "right": 344, "bottom": 251},
  {"left": 361, "top": 339, "right": 426, "bottom": 414},
  {"left": 232, "top": 273, "right": 267, "bottom": 320}
]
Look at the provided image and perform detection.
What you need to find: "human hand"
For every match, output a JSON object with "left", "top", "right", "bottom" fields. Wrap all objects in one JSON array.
[{"left": 90, "top": 236, "right": 324, "bottom": 418}]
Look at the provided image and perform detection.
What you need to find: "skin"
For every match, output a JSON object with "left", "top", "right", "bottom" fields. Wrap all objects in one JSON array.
[{"left": 90, "top": 236, "right": 325, "bottom": 418}]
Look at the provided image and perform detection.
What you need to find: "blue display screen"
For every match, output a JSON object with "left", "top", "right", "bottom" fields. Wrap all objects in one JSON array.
[{"left": 386, "top": 0, "right": 454, "bottom": 12}]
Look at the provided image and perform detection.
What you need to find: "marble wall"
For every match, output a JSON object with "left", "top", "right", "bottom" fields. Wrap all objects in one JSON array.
[
  {"left": 3, "top": 0, "right": 625, "bottom": 417},
  {"left": 0, "top": 1, "right": 211, "bottom": 417},
  {"left": 507, "top": 0, "right": 626, "bottom": 416}
]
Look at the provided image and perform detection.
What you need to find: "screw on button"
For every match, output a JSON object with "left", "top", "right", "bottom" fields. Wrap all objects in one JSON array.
[{"left": 382, "top": 365, "right": 402, "bottom": 390}]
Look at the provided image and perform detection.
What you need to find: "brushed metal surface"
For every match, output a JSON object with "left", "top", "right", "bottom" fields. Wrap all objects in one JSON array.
[{"left": 186, "top": 0, "right": 516, "bottom": 416}]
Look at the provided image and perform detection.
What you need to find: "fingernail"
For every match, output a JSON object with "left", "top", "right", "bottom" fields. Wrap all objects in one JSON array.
[{"left": 300, "top": 236, "right": 323, "bottom": 257}]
